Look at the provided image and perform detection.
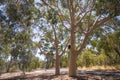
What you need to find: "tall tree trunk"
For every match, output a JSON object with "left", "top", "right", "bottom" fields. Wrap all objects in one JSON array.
[
  {"left": 69, "top": 16, "right": 76, "bottom": 76},
  {"left": 55, "top": 54, "right": 60, "bottom": 75},
  {"left": 68, "top": 0, "right": 77, "bottom": 76}
]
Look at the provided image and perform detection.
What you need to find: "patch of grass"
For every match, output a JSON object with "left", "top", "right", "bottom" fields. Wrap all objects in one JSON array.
[{"left": 78, "top": 65, "right": 120, "bottom": 71}]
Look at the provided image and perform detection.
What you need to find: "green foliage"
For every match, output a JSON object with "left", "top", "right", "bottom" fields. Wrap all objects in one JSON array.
[
  {"left": 78, "top": 49, "right": 95, "bottom": 67},
  {"left": 60, "top": 54, "right": 68, "bottom": 67},
  {"left": 97, "top": 30, "right": 120, "bottom": 64},
  {"left": 0, "top": 0, "right": 41, "bottom": 73},
  {"left": 96, "top": 0, "right": 120, "bottom": 16},
  {"left": 77, "top": 49, "right": 109, "bottom": 67},
  {"left": 0, "top": 0, "right": 120, "bottom": 74},
  {"left": 39, "top": 60, "right": 45, "bottom": 68},
  {"left": 46, "top": 8, "right": 59, "bottom": 24},
  {"left": 96, "top": 49, "right": 108, "bottom": 65},
  {"left": 60, "top": 0, "right": 68, "bottom": 8},
  {"left": 0, "top": 58, "right": 4, "bottom": 73},
  {"left": 6, "top": 4, "right": 20, "bottom": 22},
  {"left": 0, "top": 0, "right": 5, "bottom": 4},
  {"left": 28, "top": 57, "right": 44, "bottom": 71},
  {"left": 6, "top": 0, "right": 39, "bottom": 26}
]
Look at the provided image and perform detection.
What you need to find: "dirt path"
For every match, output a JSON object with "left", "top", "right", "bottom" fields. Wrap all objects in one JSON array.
[{"left": 0, "top": 69, "right": 120, "bottom": 80}]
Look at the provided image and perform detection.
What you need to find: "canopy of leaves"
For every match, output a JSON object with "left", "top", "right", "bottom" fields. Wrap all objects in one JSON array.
[{"left": 96, "top": 0, "right": 120, "bottom": 16}]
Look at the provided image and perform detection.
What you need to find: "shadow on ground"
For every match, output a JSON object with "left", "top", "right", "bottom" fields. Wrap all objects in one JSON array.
[
  {"left": 77, "top": 70, "right": 120, "bottom": 80},
  {"left": 1, "top": 73, "right": 58, "bottom": 80},
  {"left": 1, "top": 70, "right": 120, "bottom": 80}
]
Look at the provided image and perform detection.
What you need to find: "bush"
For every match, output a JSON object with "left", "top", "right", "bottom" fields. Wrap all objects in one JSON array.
[{"left": 77, "top": 49, "right": 95, "bottom": 67}]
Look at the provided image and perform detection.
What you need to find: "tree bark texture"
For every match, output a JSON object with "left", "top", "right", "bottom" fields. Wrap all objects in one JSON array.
[{"left": 55, "top": 55, "right": 60, "bottom": 75}]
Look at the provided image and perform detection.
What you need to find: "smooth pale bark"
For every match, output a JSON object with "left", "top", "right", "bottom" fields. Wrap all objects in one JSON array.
[
  {"left": 69, "top": 32, "right": 77, "bottom": 77},
  {"left": 69, "top": 52, "right": 77, "bottom": 77},
  {"left": 69, "top": 25, "right": 77, "bottom": 76},
  {"left": 68, "top": 0, "right": 77, "bottom": 77},
  {"left": 68, "top": 14, "right": 112, "bottom": 77}
]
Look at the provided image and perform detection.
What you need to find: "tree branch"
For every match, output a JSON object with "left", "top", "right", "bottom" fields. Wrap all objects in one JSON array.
[
  {"left": 76, "top": 16, "right": 113, "bottom": 55},
  {"left": 89, "top": 16, "right": 112, "bottom": 33},
  {"left": 76, "top": 33, "right": 90, "bottom": 55},
  {"left": 59, "top": 38, "right": 70, "bottom": 57}
]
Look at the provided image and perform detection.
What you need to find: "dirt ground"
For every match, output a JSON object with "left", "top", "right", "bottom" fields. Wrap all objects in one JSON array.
[{"left": 0, "top": 69, "right": 120, "bottom": 80}]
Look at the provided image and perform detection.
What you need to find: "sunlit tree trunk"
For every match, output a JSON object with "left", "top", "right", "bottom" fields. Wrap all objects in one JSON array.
[
  {"left": 69, "top": 26, "right": 77, "bottom": 76},
  {"left": 68, "top": 0, "right": 77, "bottom": 77},
  {"left": 69, "top": 52, "right": 77, "bottom": 76}
]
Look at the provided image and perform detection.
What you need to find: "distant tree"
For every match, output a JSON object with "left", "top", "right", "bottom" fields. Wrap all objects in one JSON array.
[
  {"left": 0, "top": 0, "right": 38, "bottom": 73},
  {"left": 90, "top": 17, "right": 120, "bottom": 65}
]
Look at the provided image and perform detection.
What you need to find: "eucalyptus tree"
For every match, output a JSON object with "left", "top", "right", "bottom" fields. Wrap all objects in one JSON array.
[
  {"left": 0, "top": 20, "right": 34, "bottom": 72},
  {"left": 38, "top": 0, "right": 120, "bottom": 76},
  {"left": 1, "top": 0, "right": 119, "bottom": 76},
  {"left": 0, "top": 0, "right": 39, "bottom": 73},
  {"left": 34, "top": 17, "right": 69, "bottom": 75}
]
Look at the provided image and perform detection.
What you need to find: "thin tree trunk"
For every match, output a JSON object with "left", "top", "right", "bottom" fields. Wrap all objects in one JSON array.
[
  {"left": 55, "top": 54, "right": 60, "bottom": 75},
  {"left": 51, "top": 24, "right": 60, "bottom": 75}
]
